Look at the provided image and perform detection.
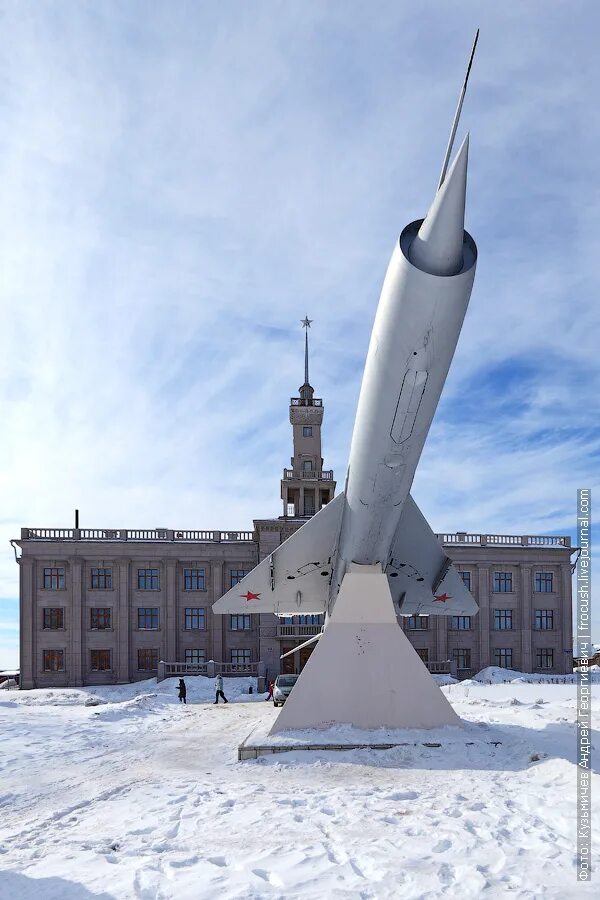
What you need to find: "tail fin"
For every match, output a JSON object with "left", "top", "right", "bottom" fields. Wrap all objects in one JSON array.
[
  {"left": 385, "top": 494, "right": 478, "bottom": 617},
  {"left": 212, "top": 493, "right": 345, "bottom": 616}
]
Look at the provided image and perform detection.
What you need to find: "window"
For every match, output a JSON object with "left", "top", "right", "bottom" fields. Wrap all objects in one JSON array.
[
  {"left": 407, "top": 615, "right": 429, "bottom": 630},
  {"left": 185, "top": 608, "right": 206, "bottom": 630},
  {"left": 459, "top": 571, "right": 472, "bottom": 590},
  {"left": 298, "top": 614, "right": 322, "bottom": 626},
  {"left": 185, "top": 649, "right": 206, "bottom": 665},
  {"left": 230, "top": 649, "right": 251, "bottom": 666},
  {"left": 535, "top": 572, "right": 553, "bottom": 593},
  {"left": 302, "top": 459, "right": 313, "bottom": 472},
  {"left": 43, "top": 567, "right": 65, "bottom": 590},
  {"left": 452, "top": 649, "right": 471, "bottom": 670},
  {"left": 43, "top": 649, "right": 64, "bottom": 672},
  {"left": 138, "top": 608, "right": 159, "bottom": 630},
  {"left": 137, "top": 649, "right": 158, "bottom": 671},
  {"left": 303, "top": 498, "right": 315, "bottom": 516},
  {"left": 230, "top": 570, "right": 250, "bottom": 588},
  {"left": 230, "top": 615, "right": 251, "bottom": 631},
  {"left": 536, "top": 649, "right": 554, "bottom": 669},
  {"left": 90, "top": 608, "right": 112, "bottom": 630},
  {"left": 43, "top": 608, "right": 64, "bottom": 629},
  {"left": 450, "top": 616, "right": 471, "bottom": 630},
  {"left": 534, "top": 609, "right": 554, "bottom": 630},
  {"left": 416, "top": 648, "right": 429, "bottom": 663},
  {"left": 494, "top": 609, "right": 513, "bottom": 630},
  {"left": 494, "top": 648, "right": 513, "bottom": 669},
  {"left": 91, "top": 568, "right": 112, "bottom": 589},
  {"left": 90, "top": 650, "right": 111, "bottom": 671},
  {"left": 302, "top": 426, "right": 313, "bottom": 437},
  {"left": 138, "top": 569, "right": 159, "bottom": 591},
  {"left": 280, "top": 615, "right": 322, "bottom": 626},
  {"left": 493, "top": 572, "right": 513, "bottom": 592},
  {"left": 183, "top": 568, "right": 206, "bottom": 591}
]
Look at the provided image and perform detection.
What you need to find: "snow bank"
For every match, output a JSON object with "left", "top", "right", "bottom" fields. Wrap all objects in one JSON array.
[
  {"left": 472, "top": 666, "right": 598, "bottom": 684},
  {"left": 11, "top": 676, "right": 265, "bottom": 709}
]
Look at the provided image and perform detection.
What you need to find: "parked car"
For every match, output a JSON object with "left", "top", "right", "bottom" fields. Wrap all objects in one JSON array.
[{"left": 273, "top": 674, "right": 299, "bottom": 706}]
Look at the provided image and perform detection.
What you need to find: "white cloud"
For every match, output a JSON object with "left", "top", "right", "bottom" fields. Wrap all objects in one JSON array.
[{"left": 1, "top": 2, "right": 599, "bottom": 663}]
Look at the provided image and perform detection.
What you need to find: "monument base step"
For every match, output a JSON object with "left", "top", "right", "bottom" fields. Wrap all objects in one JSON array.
[{"left": 238, "top": 718, "right": 502, "bottom": 761}]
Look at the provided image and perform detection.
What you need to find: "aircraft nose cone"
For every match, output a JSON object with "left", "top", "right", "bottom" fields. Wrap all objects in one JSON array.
[{"left": 408, "top": 132, "right": 469, "bottom": 276}]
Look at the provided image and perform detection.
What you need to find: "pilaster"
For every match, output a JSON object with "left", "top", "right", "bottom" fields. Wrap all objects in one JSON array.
[
  {"left": 70, "top": 560, "right": 83, "bottom": 686},
  {"left": 165, "top": 559, "right": 177, "bottom": 662},
  {"left": 520, "top": 564, "right": 532, "bottom": 672},
  {"left": 19, "top": 558, "right": 35, "bottom": 689},
  {"left": 561, "top": 562, "right": 574, "bottom": 673},
  {"left": 435, "top": 615, "right": 448, "bottom": 662},
  {"left": 477, "top": 565, "right": 490, "bottom": 668},
  {"left": 212, "top": 561, "right": 225, "bottom": 663},
  {"left": 118, "top": 560, "right": 130, "bottom": 683}
]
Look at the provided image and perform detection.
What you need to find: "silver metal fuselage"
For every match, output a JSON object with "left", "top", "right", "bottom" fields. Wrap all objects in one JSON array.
[{"left": 332, "top": 220, "right": 477, "bottom": 593}]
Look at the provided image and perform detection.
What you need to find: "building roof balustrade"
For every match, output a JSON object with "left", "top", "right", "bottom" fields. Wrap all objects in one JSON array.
[
  {"left": 17, "top": 527, "right": 572, "bottom": 548},
  {"left": 438, "top": 532, "right": 571, "bottom": 548},
  {"left": 19, "top": 528, "right": 255, "bottom": 543}
]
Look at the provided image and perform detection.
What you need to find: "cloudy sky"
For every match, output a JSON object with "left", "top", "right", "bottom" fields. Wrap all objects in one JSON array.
[{"left": 1, "top": 2, "right": 598, "bottom": 668}]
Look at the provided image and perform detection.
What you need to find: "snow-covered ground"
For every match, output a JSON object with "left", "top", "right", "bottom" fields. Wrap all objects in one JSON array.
[{"left": 0, "top": 673, "right": 598, "bottom": 899}]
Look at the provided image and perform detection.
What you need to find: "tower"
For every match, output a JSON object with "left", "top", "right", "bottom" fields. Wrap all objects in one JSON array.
[{"left": 281, "top": 318, "right": 336, "bottom": 518}]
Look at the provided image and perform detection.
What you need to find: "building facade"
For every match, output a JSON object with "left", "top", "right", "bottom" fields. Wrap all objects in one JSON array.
[{"left": 15, "top": 350, "right": 575, "bottom": 689}]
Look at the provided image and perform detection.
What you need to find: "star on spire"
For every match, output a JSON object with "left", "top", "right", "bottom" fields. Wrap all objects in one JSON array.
[{"left": 301, "top": 317, "right": 313, "bottom": 385}]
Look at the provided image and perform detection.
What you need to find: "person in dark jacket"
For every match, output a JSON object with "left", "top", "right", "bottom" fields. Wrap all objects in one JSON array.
[{"left": 178, "top": 678, "right": 187, "bottom": 704}]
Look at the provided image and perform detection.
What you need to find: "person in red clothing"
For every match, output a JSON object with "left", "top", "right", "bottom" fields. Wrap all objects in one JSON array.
[{"left": 265, "top": 680, "right": 274, "bottom": 701}]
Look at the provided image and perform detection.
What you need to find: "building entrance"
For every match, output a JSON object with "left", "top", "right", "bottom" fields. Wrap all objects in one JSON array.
[
  {"left": 281, "top": 648, "right": 295, "bottom": 675},
  {"left": 281, "top": 644, "right": 315, "bottom": 675},
  {"left": 299, "top": 645, "right": 314, "bottom": 669}
]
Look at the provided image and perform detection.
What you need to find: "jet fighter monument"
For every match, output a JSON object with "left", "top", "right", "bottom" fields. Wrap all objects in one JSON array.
[{"left": 214, "top": 34, "right": 481, "bottom": 732}]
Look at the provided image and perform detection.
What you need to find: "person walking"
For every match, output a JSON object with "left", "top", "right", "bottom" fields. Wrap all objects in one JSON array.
[
  {"left": 265, "top": 680, "right": 274, "bottom": 701},
  {"left": 178, "top": 678, "right": 187, "bottom": 704},
  {"left": 214, "top": 673, "right": 228, "bottom": 704}
]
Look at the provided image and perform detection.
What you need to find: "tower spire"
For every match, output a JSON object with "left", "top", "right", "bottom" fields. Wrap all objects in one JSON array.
[
  {"left": 301, "top": 316, "right": 313, "bottom": 386},
  {"left": 282, "top": 316, "right": 336, "bottom": 517}
]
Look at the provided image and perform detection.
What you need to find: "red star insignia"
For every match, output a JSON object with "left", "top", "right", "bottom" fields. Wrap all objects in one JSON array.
[
  {"left": 434, "top": 593, "right": 451, "bottom": 603},
  {"left": 241, "top": 591, "right": 261, "bottom": 602}
]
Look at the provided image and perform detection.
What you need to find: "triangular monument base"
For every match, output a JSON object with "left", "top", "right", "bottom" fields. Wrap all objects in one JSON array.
[{"left": 270, "top": 563, "right": 460, "bottom": 734}]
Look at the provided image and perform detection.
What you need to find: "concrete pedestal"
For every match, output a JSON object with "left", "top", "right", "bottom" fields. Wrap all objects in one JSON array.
[{"left": 270, "top": 563, "right": 460, "bottom": 734}]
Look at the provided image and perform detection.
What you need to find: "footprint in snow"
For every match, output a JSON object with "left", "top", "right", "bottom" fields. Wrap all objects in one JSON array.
[
  {"left": 432, "top": 839, "right": 452, "bottom": 853},
  {"left": 169, "top": 856, "right": 199, "bottom": 868},
  {"left": 253, "top": 868, "right": 284, "bottom": 887},
  {"left": 382, "top": 815, "right": 399, "bottom": 825},
  {"left": 276, "top": 797, "right": 306, "bottom": 807},
  {"left": 438, "top": 862, "right": 455, "bottom": 885},
  {"left": 387, "top": 790, "right": 419, "bottom": 801}
]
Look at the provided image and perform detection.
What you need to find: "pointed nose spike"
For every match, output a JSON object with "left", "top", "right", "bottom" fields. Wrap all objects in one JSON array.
[{"left": 409, "top": 132, "right": 469, "bottom": 276}]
